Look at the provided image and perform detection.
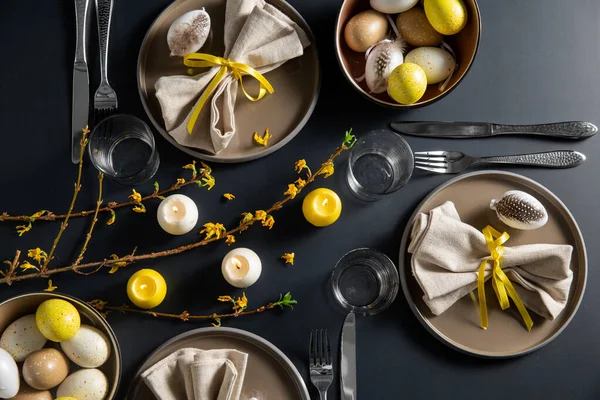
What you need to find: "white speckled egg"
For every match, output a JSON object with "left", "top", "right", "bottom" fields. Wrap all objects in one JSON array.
[
  {"left": 405, "top": 46, "right": 455, "bottom": 84},
  {"left": 1, "top": 314, "right": 48, "bottom": 362},
  {"left": 370, "top": 0, "right": 419, "bottom": 14},
  {"left": 60, "top": 325, "right": 110, "bottom": 368},
  {"left": 0, "top": 347, "right": 20, "bottom": 398},
  {"left": 57, "top": 369, "right": 108, "bottom": 400}
]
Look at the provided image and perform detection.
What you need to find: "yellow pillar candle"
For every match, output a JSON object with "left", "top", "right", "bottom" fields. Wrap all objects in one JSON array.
[
  {"left": 127, "top": 269, "right": 167, "bottom": 309},
  {"left": 302, "top": 188, "right": 342, "bottom": 227}
]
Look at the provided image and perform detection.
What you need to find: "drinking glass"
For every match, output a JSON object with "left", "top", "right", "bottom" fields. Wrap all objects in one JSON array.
[
  {"left": 88, "top": 114, "right": 160, "bottom": 185},
  {"left": 331, "top": 248, "right": 399, "bottom": 316},
  {"left": 346, "top": 129, "right": 414, "bottom": 201}
]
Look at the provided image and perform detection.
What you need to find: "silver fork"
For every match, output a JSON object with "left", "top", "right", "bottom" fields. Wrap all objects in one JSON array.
[
  {"left": 309, "top": 329, "right": 333, "bottom": 400},
  {"left": 93, "top": 0, "right": 118, "bottom": 123},
  {"left": 414, "top": 150, "right": 586, "bottom": 174}
]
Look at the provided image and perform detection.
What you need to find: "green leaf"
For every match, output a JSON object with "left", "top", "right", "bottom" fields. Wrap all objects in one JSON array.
[
  {"left": 153, "top": 181, "right": 160, "bottom": 194},
  {"left": 273, "top": 292, "right": 297, "bottom": 309}
]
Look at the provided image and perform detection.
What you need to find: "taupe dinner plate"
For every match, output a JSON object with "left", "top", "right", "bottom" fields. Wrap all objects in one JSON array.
[
  {"left": 137, "top": 0, "right": 320, "bottom": 163},
  {"left": 127, "top": 327, "right": 310, "bottom": 399},
  {"left": 398, "top": 171, "right": 587, "bottom": 357}
]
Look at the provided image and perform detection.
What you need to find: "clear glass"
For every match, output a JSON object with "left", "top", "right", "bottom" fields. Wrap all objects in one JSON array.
[
  {"left": 88, "top": 114, "right": 160, "bottom": 185},
  {"left": 331, "top": 248, "right": 399, "bottom": 316},
  {"left": 346, "top": 129, "right": 414, "bottom": 201}
]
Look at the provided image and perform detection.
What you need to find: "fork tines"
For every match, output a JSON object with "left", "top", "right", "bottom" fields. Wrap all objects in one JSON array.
[
  {"left": 309, "top": 329, "right": 332, "bottom": 368},
  {"left": 414, "top": 151, "right": 448, "bottom": 173}
]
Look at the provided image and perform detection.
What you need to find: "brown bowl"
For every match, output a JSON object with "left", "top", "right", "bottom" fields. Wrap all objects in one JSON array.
[
  {"left": 335, "top": 0, "right": 481, "bottom": 108},
  {"left": 0, "top": 292, "right": 121, "bottom": 399}
]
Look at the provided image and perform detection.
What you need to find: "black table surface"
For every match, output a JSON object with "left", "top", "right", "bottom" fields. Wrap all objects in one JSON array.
[{"left": 1, "top": 0, "right": 599, "bottom": 399}]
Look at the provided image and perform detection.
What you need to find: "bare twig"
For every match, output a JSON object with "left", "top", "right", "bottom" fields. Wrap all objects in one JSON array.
[{"left": 74, "top": 172, "right": 104, "bottom": 266}]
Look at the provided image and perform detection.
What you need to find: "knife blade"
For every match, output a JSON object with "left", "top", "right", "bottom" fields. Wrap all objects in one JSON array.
[
  {"left": 340, "top": 312, "right": 356, "bottom": 400},
  {"left": 390, "top": 121, "right": 597, "bottom": 139},
  {"left": 72, "top": 0, "right": 91, "bottom": 163}
]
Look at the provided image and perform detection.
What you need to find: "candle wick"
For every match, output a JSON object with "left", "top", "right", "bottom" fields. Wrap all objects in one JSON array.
[
  {"left": 322, "top": 198, "right": 328, "bottom": 207},
  {"left": 173, "top": 206, "right": 179, "bottom": 213},
  {"left": 140, "top": 284, "right": 147, "bottom": 290}
]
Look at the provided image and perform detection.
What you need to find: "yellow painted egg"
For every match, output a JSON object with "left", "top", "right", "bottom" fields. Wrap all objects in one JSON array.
[
  {"left": 387, "top": 63, "right": 428, "bottom": 104},
  {"left": 35, "top": 300, "right": 80, "bottom": 342},
  {"left": 423, "top": 0, "right": 467, "bottom": 35},
  {"left": 344, "top": 10, "right": 388, "bottom": 53},
  {"left": 405, "top": 47, "right": 455, "bottom": 84}
]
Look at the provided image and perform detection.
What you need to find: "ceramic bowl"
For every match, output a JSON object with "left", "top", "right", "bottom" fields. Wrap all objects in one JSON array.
[
  {"left": 335, "top": 0, "right": 481, "bottom": 108},
  {"left": 0, "top": 292, "right": 121, "bottom": 399}
]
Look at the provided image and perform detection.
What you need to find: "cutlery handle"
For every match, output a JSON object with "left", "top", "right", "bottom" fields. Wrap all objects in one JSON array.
[
  {"left": 492, "top": 122, "right": 597, "bottom": 139},
  {"left": 95, "top": 0, "right": 114, "bottom": 83},
  {"left": 478, "top": 150, "right": 586, "bottom": 168},
  {"left": 74, "top": 0, "right": 90, "bottom": 63},
  {"left": 319, "top": 392, "right": 328, "bottom": 400}
]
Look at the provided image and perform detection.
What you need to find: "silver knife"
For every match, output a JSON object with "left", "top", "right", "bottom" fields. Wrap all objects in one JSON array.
[
  {"left": 390, "top": 121, "right": 598, "bottom": 139},
  {"left": 340, "top": 312, "right": 357, "bottom": 400},
  {"left": 72, "top": 0, "right": 91, "bottom": 163}
]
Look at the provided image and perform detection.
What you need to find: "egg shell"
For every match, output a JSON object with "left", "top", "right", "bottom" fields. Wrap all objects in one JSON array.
[
  {"left": 167, "top": 9, "right": 211, "bottom": 57},
  {"left": 57, "top": 369, "right": 108, "bottom": 400},
  {"left": 0, "top": 347, "right": 19, "bottom": 398},
  {"left": 396, "top": 7, "right": 443, "bottom": 46},
  {"left": 370, "top": 0, "right": 419, "bottom": 14},
  {"left": 423, "top": 0, "right": 467, "bottom": 35},
  {"left": 344, "top": 10, "right": 388, "bottom": 53},
  {"left": 0, "top": 314, "right": 48, "bottom": 363},
  {"left": 10, "top": 380, "right": 53, "bottom": 400},
  {"left": 22, "top": 348, "right": 69, "bottom": 390},
  {"left": 55, "top": 398, "right": 79, "bottom": 400},
  {"left": 60, "top": 325, "right": 111, "bottom": 368},
  {"left": 387, "top": 62, "right": 427, "bottom": 104},
  {"left": 405, "top": 47, "right": 455, "bottom": 84},
  {"left": 364, "top": 39, "right": 405, "bottom": 94},
  {"left": 35, "top": 299, "right": 81, "bottom": 342}
]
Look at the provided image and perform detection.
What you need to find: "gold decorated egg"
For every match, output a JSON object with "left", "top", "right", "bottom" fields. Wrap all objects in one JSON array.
[
  {"left": 396, "top": 7, "right": 443, "bottom": 47},
  {"left": 387, "top": 63, "right": 428, "bottom": 105},
  {"left": 35, "top": 299, "right": 80, "bottom": 342},
  {"left": 424, "top": 0, "right": 467, "bottom": 35},
  {"left": 344, "top": 10, "right": 388, "bottom": 53}
]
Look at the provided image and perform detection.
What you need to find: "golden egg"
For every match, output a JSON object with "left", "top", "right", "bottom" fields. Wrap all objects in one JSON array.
[
  {"left": 10, "top": 379, "right": 53, "bottom": 400},
  {"left": 387, "top": 63, "right": 428, "bottom": 105},
  {"left": 424, "top": 0, "right": 467, "bottom": 35},
  {"left": 344, "top": 10, "right": 388, "bottom": 53},
  {"left": 396, "top": 7, "right": 443, "bottom": 47},
  {"left": 22, "top": 348, "right": 69, "bottom": 390}
]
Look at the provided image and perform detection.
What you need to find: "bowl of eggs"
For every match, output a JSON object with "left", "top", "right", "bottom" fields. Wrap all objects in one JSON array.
[
  {"left": 0, "top": 292, "right": 121, "bottom": 400},
  {"left": 336, "top": 0, "right": 481, "bottom": 107}
]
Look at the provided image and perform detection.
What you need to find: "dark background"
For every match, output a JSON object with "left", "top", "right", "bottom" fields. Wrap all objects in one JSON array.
[{"left": 1, "top": 0, "right": 599, "bottom": 399}]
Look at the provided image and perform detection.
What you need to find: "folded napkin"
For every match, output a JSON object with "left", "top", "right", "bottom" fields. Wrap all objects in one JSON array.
[
  {"left": 408, "top": 201, "right": 573, "bottom": 321},
  {"left": 141, "top": 347, "right": 248, "bottom": 400},
  {"left": 155, "top": 0, "right": 311, "bottom": 154}
]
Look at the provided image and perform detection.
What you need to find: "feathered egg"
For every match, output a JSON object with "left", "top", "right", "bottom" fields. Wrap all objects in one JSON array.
[
  {"left": 490, "top": 190, "right": 548, "bottom": 230},
  {"left": 167, "top": 9, "right": 211, "bottom": 57},
  {"left": 364, "top": 39, "right": 405, "bottom": 93}
]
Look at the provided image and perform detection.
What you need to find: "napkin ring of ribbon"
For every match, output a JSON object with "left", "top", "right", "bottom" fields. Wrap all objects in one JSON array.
[
  {"left": 183, "top": 53, "right": 275, "bottom": 134},
  {"left": 476, "top": 225, "right": 534, "bottom": 332}
]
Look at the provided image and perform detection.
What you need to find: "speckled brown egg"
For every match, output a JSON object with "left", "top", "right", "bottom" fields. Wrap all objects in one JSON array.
[
  {"left": 22, "top": 348, "right": 69, "bottom": 390},
  {"left": 10, "top": 380, "right": 53, "bottom": 400},
  {"left": 396, "top": 7, "right": 443, "bottom": 47},
  {"left": 344, "top": 10, "right": 388, "bottom": 52}
]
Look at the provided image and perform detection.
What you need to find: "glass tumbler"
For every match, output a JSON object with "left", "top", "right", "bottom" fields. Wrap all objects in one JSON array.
[
  {"left": 346, "top": 129, "right": 414, "bottom": 201},
  {"left": 331, "top": 248, "right": 399, "bottom": 316},
  {"left": 88, "top": 114, "right": 160, "bottom": 185}
]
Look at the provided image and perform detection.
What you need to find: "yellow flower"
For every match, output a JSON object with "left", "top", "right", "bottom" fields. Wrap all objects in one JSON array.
[
  {"left": 253, "top": 129, "right": 272, "bottom": 146},
  {"left": 107, "top": 209, "right": 116, "bottom": 226},
  {"left": 240, "top": 212, "right": 254, "bottom": 225},
  {"left": 295, "top": 159, "right": 307, "bottom": 173},
  {"left": 182, "top": 161, "right": 197, "bottom": 177},
  {"left": 211, "top": 315, "right": 222, "bottom": 328},
  {"left": 218, "top": 295, "right": 233, "bottom": 303},
  {"left": 201, "top": 222, "right": 226, "bottom": 240},
  {"left": 16, "top": 222, "right": 32, "bottom": 236},
  {"left": 82, "top": 126, "right": 91, "bottom": 135},
  {"left": 30, "top": 210, "right": 48, "bottom": 220},
  {"left": 28, "top": 248, "right": 47, "bottom": 264},
  {"left": 108, "top": 254, "right": 127, "bottom": 274},
  {"left": 129, "top": 189, "right": 142, "bottom": 204},
  {"left": 223, "top": 193, "right": 235, "bottom": 201},
  {"left": 262, "top": 215, "right": 275, "bottom": 230},
  {"left": 254, "top": 210, "right": 267, "bottom": 221},
  {"left": 20, "top": 261, "right": 39, "bottom": 271},
  {"left": 200, "top": 162, "right": 212, "bottom": 174},
  {"left": 201, "top": 175, "right": 216, "bottom": 190},
  {"left": 132, "top": 203, "right": 146, "bottom": 213},
  {"left": 295, "top": 178, "right": 306, "bottom": 188},
  {"left": 176, "top": 178, "right": 186, "bottom": 185},
  {"left": 319, "top": 162, "right": 335, "bottom": 178},
  {"left": 281, "top": 252, "right": 295, "bottom": 265},
  {"left": 284, "top": 184, "right": 298, "bottom": 199},
  {"left": 44, "top": 280, "right": 58, "bottom": 292},
  {"left": 233, "top": 293, "right": 248, "bottom": 312},
  {"left": 225, "top": 235, "right": 236, "bottom": 246}
]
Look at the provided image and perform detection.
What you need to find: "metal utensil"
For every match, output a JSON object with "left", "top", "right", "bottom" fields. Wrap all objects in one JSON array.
[
  {"left": 414, "top": 150, "right": 586, "bottom": 174},
  {"left": 390, "top": 121, "right": 597, "bottom": 139},
  {"left": 309, "top": 329, "right": 333, "bottom": 400},
  {"left": 93, "top": 0, "right": 118, "bottom": 122},
  {"left": 72, "top": 0, "right": 91, "bottom": 163},
  {"left": 340, "top": 313, "right": 356, "bottom": 400}
]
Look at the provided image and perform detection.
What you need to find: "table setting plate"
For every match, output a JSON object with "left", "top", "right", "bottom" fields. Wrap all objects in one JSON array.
[
  {"left": 137, "top": 0, "right": 320, "bottom": 163},
  {"left": 398, "top": 171, "right": 587, "bottom": 358},
  {"left": 127, "top": 327, "right": 310, "bottom": 399}
]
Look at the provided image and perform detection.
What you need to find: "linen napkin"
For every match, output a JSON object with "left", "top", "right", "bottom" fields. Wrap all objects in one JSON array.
[
  {"left": 155, "top": 0, "right": 311, "bottom": 154},
  {"left": 408, "top": 201, "right": 573, "bottom": 320}
]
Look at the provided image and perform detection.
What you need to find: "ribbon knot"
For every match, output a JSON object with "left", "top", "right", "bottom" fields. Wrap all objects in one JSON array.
[
  {"left": 477, "top": 226, "right": 534, "bottom": 331},
  {"left": 183, "top": 53, "right": 275, "bottom": 134}
]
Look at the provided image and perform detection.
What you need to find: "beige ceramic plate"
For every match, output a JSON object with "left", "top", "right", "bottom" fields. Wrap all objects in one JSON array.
[
  {"left": 399, "top": 171, "right": 587, "bottom": 357},
  {"left": 127, "top": 327, "right": 309, "bottom": 399},
  {"left": 138, "top": 0, "right": 320, "bottom": 163}
]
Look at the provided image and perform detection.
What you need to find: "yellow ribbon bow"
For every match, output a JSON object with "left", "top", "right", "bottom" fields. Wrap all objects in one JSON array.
[
  {"left": 183, "top": 53, "right": 275, "bottom": 134},
  {"left": 477, "top": 226, "right": 534, "bottom": 332}
]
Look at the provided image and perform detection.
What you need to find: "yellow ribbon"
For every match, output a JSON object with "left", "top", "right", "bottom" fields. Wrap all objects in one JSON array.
[
  {"left": 183, "top": 53, "right": 275, "bottom": 134},
  {"left": 477, "top": 226, "right": 534, "bottom": 332}
]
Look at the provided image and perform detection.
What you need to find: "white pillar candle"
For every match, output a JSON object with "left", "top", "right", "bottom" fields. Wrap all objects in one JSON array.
[
  {"left": 157, "top": 194, "right": 199, "bottom": 235},
  {"left": 221, "top": 248, "right": 262, "bottom": 288}
]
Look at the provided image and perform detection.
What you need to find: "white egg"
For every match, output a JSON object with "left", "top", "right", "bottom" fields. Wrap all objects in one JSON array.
[
  {"left": 167, "top": 9, "right": 211, "bottom": 57},
  {"left": 60, "top": 325, "right": 111, "bottom": 368},
  {"left": 370, "top": 0, "right": 419, "bottom": 14},
  {"left": 0, "top": 347, "right": 19, "bottom": 398},
  {"left": 405, "top": 47, "right": 455, "bottom": 84},
  {"left": 57, "top": 369, "right": 108, "bottom": 400},
  {"left": 0, "top": 314, "right": 47, "bottom": 362},
  {"left": 365, "top": 39, "right": 405, "bottom": 93}
]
